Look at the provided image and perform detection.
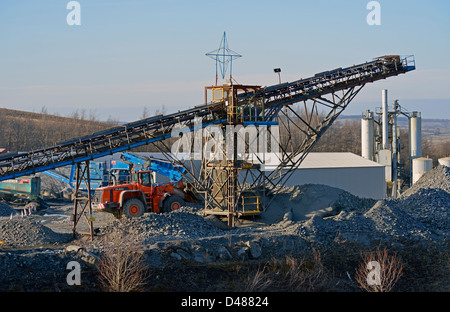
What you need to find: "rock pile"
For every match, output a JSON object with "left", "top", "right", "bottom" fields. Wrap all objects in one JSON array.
[
  {"left": 0, "top": 219, "right": 72, "bottom": 248},
  {"left": 402, "top": 165, "right": 450, "bottom": 195},
  {"left": 97, "top": 208, "right": 229, "bottom": 246},
  {"left": 168, "top": 238, "right": 263, "bottom": 263},
  {"left": 278, "top": 165, "right": 449, "bottom": 247},
  {"left": 397, "top": 165, "right": 449, "bottom": 234},
  {"left": 82, "top": 165, "right": 448, "bottom": 266},
  {"left": 0, "top": 164, "right": 447, "bottom": 291},
  {"left": 0, "top": 201, "right": 15, "bottom": 218},
  {"left": 93, "top": 208, "right": 268, "bottom": 265},
  {"left": 0, "top": 165, "right": 447, "bottom": 265}
]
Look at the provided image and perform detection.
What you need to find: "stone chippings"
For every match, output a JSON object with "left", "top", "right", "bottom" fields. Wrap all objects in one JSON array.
[
  {"left": 1, "top": 166, "right": 449, "bottom": 250},
  {"left": 0, "top": 165, "right": 448, "bottom": 279},
  {"left": 90, "top": 165, "right": 449, "bottom": 264},
  {"left": 97, "top": 208, "right": 231, "bottom": 245},
  {"left": 0, "top": 219, "right": 72, "bottom": 248},
  {"left": 0, "top": 201, "right": 16, "bottom": 217},
  {"left": 284, "top": 165, "right": 450, "bottom": 246}
]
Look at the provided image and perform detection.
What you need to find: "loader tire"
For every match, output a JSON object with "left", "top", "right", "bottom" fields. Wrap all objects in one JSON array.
[
  {"left": 123, "top": 198, "right": 145, "bottom": 218},
  {"left": 163, "top": 195, "right": 185, "bottom": 213}
]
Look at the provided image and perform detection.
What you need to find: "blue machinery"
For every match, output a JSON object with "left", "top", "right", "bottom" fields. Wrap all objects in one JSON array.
[
  {"left": 0, "top": 54, "right": 416, "bottom": 232},
  {"left": 120, "top": 152, "right": 186, "bottom": 182},
  {"left": 42, "top": 161, "right": 129, "bottom": 190},
  {"left": 42, "top": 152, "right": 187, "bottom": 190}
]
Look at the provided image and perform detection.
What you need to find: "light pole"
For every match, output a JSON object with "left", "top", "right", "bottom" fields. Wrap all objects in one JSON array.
[{"left": 274, "top": 68, "right": 281, "bottom": 84}]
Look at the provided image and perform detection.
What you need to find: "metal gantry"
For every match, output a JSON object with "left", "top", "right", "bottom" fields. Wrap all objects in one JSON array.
[
  {"left": 72, "top": 161, "right": 94, "bottom": 239},
  {"left": 0, "top": 55, "right": 416, "bottom": 230}
]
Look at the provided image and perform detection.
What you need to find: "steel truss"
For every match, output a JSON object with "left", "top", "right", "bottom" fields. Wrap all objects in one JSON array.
[
  {"left": 249, "top": 86, "right": 365, "bottom": 208},
  {"left": 0, "top": 55, "right": 415, "bottom": 229},
  {"left": 72, "top": 161, "right": 94, "bottom": 239}
]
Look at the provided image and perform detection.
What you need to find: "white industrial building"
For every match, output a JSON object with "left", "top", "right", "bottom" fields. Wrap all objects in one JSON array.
[
  {"left": 266, "top": 152, "right": 386, "bottom": 200},
  {"left": 105, "top": 151, "right": 387, "bottom": 200}
]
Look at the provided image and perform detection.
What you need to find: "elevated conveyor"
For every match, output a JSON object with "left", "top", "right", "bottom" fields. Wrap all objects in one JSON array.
[{"left": 0, "top": 55, "right": 415, "bottom": 183}]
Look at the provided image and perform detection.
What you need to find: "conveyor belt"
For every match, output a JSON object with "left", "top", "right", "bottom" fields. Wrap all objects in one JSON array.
[{"left": 0, "top": 55, "right": 415, "bottom": 181}]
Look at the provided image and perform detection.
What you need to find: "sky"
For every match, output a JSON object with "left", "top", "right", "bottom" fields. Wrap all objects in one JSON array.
[{"left": 0, "top": 0, "right": 449, "bottom": 122}]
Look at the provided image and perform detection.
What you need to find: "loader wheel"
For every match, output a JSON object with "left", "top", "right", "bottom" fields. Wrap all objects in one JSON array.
[
  {"left": 163, "top": 195, "right": 185, "bottom": 213},
  {"left": 123, "top": 198, "right": 145, "bottom": 218}
]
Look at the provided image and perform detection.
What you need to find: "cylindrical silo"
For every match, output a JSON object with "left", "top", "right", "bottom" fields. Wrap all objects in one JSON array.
[
  {"left": 438, "top": 157, "right": 450, "bottom": 167},
  {"left": 412, "top": 157, "right": 433, "bottom": 184},
  {"left": 409, "top": 111, "right": 422, "bottom": 159},
  {"left": 361, "top": 109, "right": 374, "bottom": 161}
]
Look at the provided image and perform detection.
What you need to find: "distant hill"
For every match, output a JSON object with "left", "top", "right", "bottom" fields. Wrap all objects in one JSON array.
[
  {"left": 0, "top": 108, "right": 115, "bottom": 152},
  {"left": 1, "top": 108, "right": 447, "bottom": 165}
]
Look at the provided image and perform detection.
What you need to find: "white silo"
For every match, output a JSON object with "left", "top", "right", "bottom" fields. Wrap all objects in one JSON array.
[
  {"left": 412, "top": 157, "right": 433, "bottom": 184},
  {"left": 361, "top": 109, "right": 375, "bottom": 161},
  {"left": 438, "top": 157, "right": 450, "bottom": 167},
  {"left": 409, "top": 111, "right": 422, "bottom": 160}
]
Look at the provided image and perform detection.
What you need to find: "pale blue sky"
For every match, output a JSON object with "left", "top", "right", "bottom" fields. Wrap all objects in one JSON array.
[{"left": 1, "top": 0, "right": 449, "bottom": 121}]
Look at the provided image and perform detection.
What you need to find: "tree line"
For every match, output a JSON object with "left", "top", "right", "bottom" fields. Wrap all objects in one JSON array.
[
  {"left": 1, "top": 107, "right": 447, "bottom": 173},
  {"left": 0, "top": 108, "right": 115, "bottom": 151}
]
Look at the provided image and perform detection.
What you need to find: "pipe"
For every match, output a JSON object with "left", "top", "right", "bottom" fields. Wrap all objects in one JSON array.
[
  {"left": 382, "top": 89, "right": 389, "bottom": 149},
  {"left": 391, "top": 100, "right": 398, "bottom": 198}
]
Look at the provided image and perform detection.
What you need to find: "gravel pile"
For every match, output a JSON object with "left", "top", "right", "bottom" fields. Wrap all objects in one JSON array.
[
  {"left": 90, "top": 165, "right": 449, "bottom": 252},
  {"left": 0, "top": 201, "right": 16, "bottom": 218},
  {"left": 0, "top": 219, "right": 72, "bottom": 248},
  {"left": 279, "top": 165, "right": 449, "bottom": 247},
  {"left": 397, "top": 165, "right": 450, "bottom": 234},
  {"left": 0, "top": 165, "right": 447, "bottom": 253},
  {"left": 0, "top": 164, "right": 447, "bottom": 292},
  {"left": 402, "top": 165, "right": 450, "bottom": 195},
  {"left": 97, "top": 207, "right": 231, "bottom": 246}
]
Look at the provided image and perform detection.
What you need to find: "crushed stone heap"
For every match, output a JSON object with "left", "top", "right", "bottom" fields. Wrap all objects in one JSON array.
[
  {"left": 282, "top": 165, "right": 449, "bottom": 246},
  {"left": 0, "top": 201, "right": 16, "bottom": 218},
  {"left": 0, "top": 218, "right": 72, "bottom": 248}
]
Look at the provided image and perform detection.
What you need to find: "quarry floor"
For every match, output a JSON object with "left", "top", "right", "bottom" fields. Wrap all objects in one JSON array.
[{"left": 0, "top": 166, "right": 449, "bottom": 293}]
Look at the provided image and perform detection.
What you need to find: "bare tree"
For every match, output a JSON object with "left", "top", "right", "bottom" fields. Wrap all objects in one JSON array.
[
  {"left": 355, "top": 247, "right": 403, "bottom": 292},
  {"left": 244, "top": 249, "right": 326, "bottom": 292},
  {"left": 97, "top": 224, "right": 150, "bottom": 292}
]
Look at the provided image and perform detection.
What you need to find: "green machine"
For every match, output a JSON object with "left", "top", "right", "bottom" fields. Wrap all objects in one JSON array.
[{"left": 0, "top": 176, "right": 41, "bottom": 199}]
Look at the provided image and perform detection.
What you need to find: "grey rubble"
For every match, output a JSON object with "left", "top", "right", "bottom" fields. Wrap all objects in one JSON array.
[
  {"left": 0, "top": 165, "right": 448, "bottom": 271},
  {"left": 90, "top": 165, "right": 449, "bottom": 264}
]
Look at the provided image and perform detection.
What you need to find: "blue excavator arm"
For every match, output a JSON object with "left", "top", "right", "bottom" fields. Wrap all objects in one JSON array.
[{"left": 120, "top": 152, "right": 186, "bottom": 182}]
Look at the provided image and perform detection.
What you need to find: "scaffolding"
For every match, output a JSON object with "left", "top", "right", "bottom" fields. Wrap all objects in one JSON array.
[{"left": 202, "top": 84, "right": 267, "bottom": 227}]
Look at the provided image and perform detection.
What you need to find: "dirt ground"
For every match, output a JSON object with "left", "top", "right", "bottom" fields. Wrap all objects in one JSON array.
[
  {"left": 1, "top": 167, "right": 449, "bottom": 293},
  {"left": 0, "top": 195, "right": 448, "bottom": 293}
]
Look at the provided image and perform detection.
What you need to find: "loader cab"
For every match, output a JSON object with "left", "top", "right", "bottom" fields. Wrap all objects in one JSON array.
[
  {"left": 111, "top": 169, "right": 130, "bottom": 184},
  {"left": 130, "top": 170, "right": 153, "bottom": 187}
]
